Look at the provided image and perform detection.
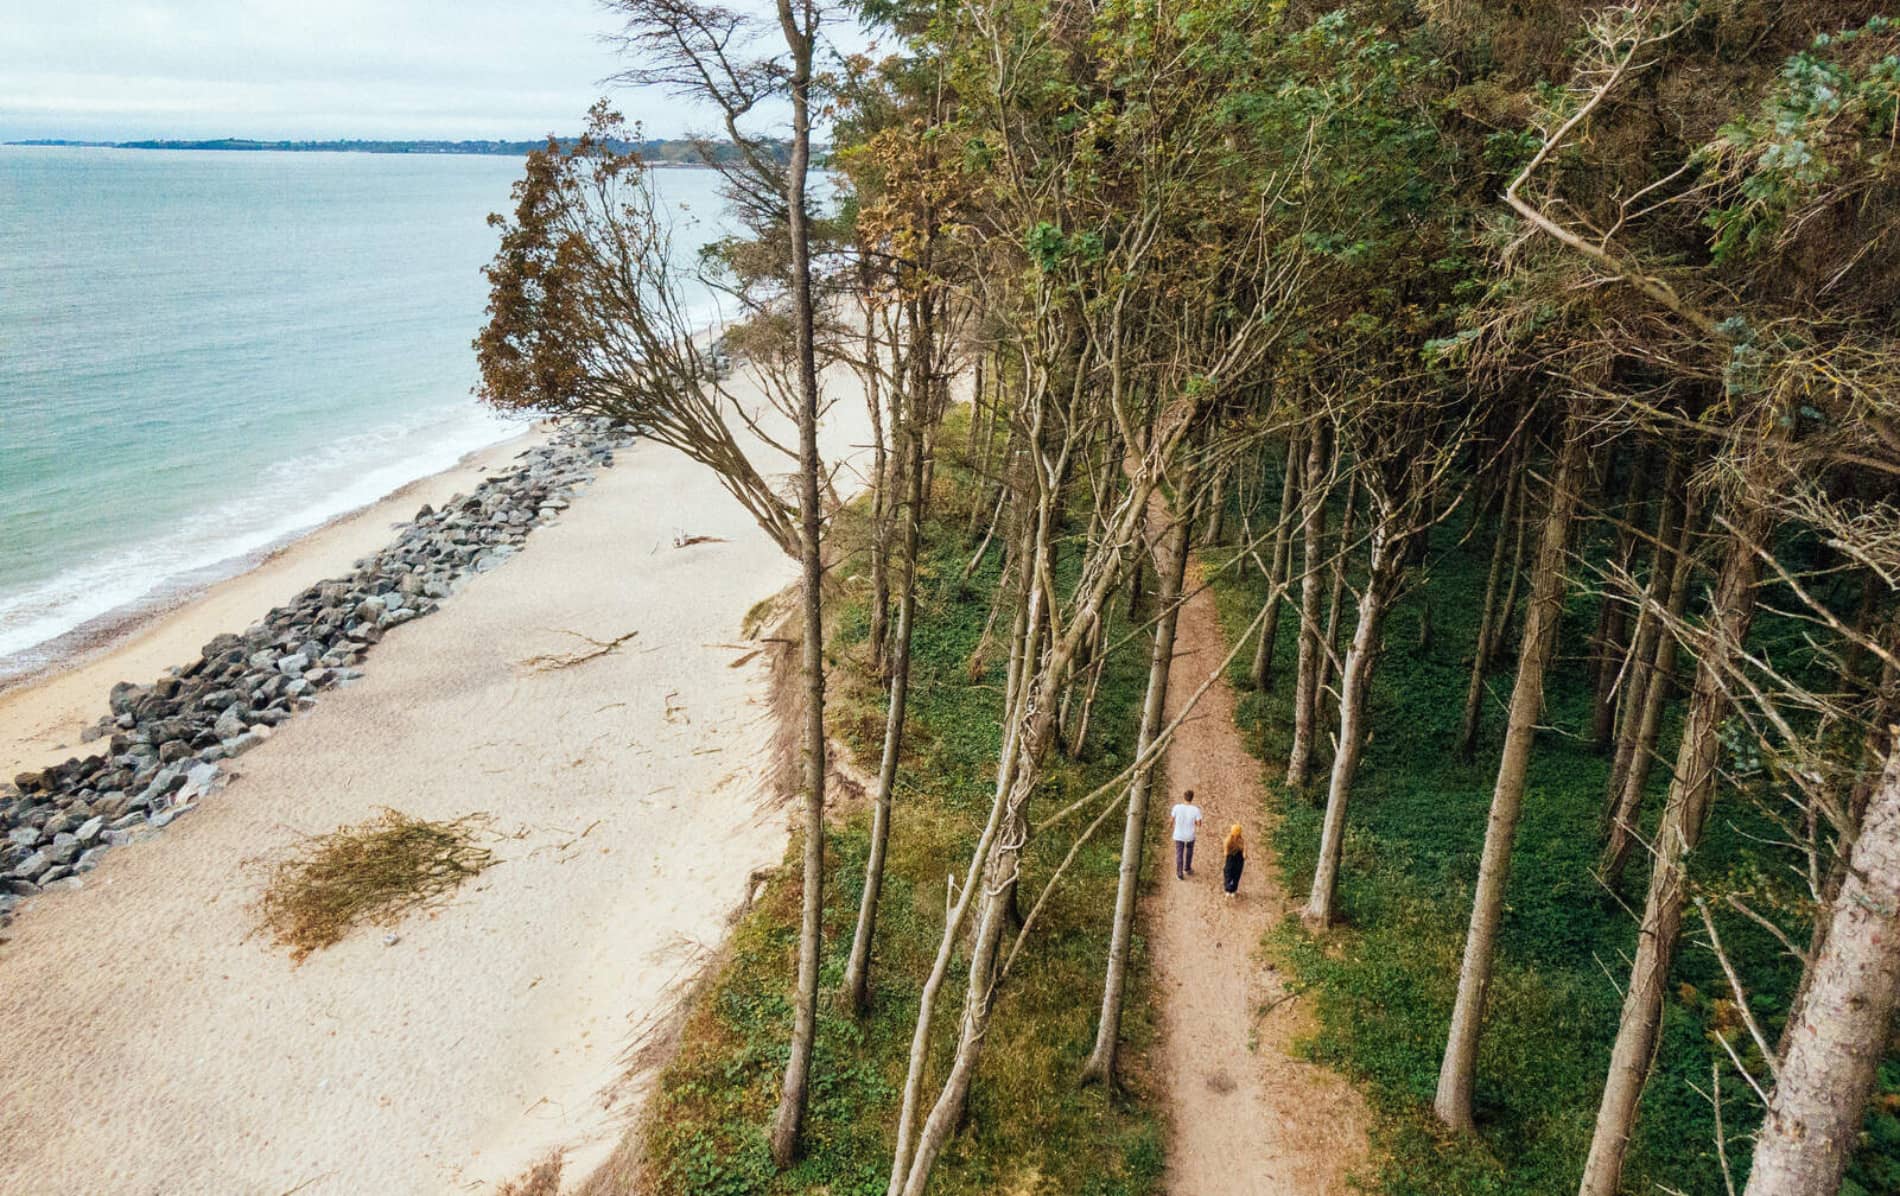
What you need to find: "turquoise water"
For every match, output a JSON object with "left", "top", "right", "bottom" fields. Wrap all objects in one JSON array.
[{"left": 0, "top": 146, "right": 724, "bottom": 678}]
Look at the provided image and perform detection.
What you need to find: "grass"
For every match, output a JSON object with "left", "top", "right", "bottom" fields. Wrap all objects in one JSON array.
[
  {"left": 256, "top": 809, "right": 494, "bottom": 963},
  {"left": 629, "top": 409, "right": 1168, "bottom": 1196},
  {"left": 1199, "top": 457, "right": 1900, "bottom": 1196}
]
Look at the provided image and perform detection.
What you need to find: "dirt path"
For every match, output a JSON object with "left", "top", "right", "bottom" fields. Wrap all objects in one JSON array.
[{"left": 1151, "top": 558, "right": 1370, "bottom": 1194}]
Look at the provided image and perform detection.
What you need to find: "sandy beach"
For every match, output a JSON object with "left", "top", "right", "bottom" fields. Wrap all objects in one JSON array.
[{"left": 0, "top": 368, "right": 872, "bottom": 1194}]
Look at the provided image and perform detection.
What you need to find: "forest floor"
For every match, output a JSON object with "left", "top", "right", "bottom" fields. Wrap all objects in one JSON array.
[{"left": 1153, "top": 557, "right": 1369, "bottom": 1194}]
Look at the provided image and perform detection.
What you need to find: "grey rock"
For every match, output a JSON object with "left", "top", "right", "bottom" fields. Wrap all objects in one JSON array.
[
  {"left": 7, "top": 826, "right": 39, "bottom": 849},
  {"left": 44, "top": 834, "right": 79, "bottom": 866},
  {"left": 214, "top": 707, "right": 246, "bottom": 741},
  {"left": 12, "top": 851, "right": 49, "bottom": 880},
  {"left": 75, "top": 816, "right": 104, "bottom": 843},
  {"left": 178, "top": 763, "right": 220, "bottom": 801},
  {"left": 276, "top": 652, "right": 310, "bottom": 676},
  {"left": 74, "top": 848, "right": 105, "bottom": 872}
]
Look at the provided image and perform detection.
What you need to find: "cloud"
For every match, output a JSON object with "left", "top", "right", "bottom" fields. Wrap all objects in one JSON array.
[{"left": 0, "top": 0, "right": 674, "bottom": 140}]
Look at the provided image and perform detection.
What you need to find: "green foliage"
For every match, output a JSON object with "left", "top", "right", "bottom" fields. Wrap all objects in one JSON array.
[{"left": 1706, "top": 16, "right": 1900, "bottom": 263}]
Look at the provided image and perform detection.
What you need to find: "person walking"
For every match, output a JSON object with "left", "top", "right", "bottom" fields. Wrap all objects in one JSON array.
[
  {"left": 1221, "top": 823, "right": 1245, "bottom": 899},
  {"left": 1170, "top": 789, "right": 1203, "bottom": 879}
]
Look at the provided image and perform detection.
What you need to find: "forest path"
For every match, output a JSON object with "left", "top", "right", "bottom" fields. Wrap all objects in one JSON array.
[{"left": 1150, "top": 556, "right": 1370, "bottom": 1194}]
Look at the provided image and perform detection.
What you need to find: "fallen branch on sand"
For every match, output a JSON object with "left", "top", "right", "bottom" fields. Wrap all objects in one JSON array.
[
  {"left": 518, "top": 629, "right": 640, "bottom": 671},
  {"left": 256, "top": 810, "right": 495, "bottom": 963},
  {"left": 672, "top": 532, "right": 729, "bottom": 548}
]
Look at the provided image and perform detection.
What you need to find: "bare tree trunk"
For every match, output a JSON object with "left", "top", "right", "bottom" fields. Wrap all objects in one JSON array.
[
  {"left": 866, "top": 317, "right": 891, "bottom": 680},
  {"left": 1600, "top": 485, "right": 1701, "bottom": 887},
  {"left": 1587, "top": 448, "right": 1649, "bottom": 750},
  {"left": 1487, "top": 478, "right": 1532, "bottom": 672},
  {"left": 1302, "top": 513, "right": 1408, "bottom": 926},
  {"left": 1081, "top": 494, "right": 1192, "bottom": 1085},
  {"left": 1287, "top": 426, "right": 1330, "bottom": 789},
  {"left": 1068, "top": 622, "right": 1109, "bottom": 757},
  {"left": 1317, "top": 473, "right": 1359, "bottom": 732},
  {"left": 1743, "top": 746, "right": 1900, "bottom": 1196},
  {"left": 1202, "top": 463, "right": 1227, "bottom": 546},
  {"left": 1249, "top": 432, "right": 1302, "bottom": 691},
  {"left": 966, "top": 353, "right": 992, "bottom": 536},
  {"left": 1457, "top": 469, "right": 1522, "bottom": 762},
  {"left": 1784, "top": 626, "right": 1897, "bottom": 1047},
  {"left": 1577, "top": 503, "right": 1774, "bottom": 1196},
  {"left": 842, "top": 310, "right": 932, "bottom": 1016},
  {"left": 894, "top": 498, "right": 1080, "bottom": 1195},
  {"left": 1603, "top": 458, "right": 1684, "bottom": 816},
  {"left": 769, "top": 7, "right": 823, "bottom": 1166},
  {"left": 1433, "top": 416, "right": 1586, "bottom": 1132}
]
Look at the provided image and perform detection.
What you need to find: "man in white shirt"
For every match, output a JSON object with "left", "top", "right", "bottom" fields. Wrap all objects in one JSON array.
[{"left": 1170, "top": 789, "right": 1203, "bottom": 879}]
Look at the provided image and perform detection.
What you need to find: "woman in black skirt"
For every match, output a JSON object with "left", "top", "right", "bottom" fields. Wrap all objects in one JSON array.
[{"left": 1221, "top": 823, "right": 1245, "bottom": 899}]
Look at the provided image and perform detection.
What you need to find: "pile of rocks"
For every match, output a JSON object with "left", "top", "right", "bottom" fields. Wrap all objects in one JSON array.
[{"left": 0, "top": 417, "right": 636, "bottom": 927}]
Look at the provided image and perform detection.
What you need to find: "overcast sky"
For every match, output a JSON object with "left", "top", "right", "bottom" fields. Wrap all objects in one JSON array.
[{"left": 0, "top": 1, "right": 738, "bottom": 142}]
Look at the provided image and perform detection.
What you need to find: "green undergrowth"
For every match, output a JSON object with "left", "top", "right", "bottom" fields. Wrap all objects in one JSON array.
[
  {"left": 1201, "top": 463, "right": 1900, "bottom": 1195},
  {"left": 637, "top": 411, "right": 1167, "bottom": 1196}
]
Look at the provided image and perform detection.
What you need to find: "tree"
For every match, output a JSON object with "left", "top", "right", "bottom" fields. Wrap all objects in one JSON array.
[
  {"left": 1743, "top": 745, "right": 1900, "bottom": 1193},
  {"left": 1434, "top": 400, "right": 1587, "bottom": 1130},
  {"left": 480, "top": 0, "right": 834, "bottom": 1164}
]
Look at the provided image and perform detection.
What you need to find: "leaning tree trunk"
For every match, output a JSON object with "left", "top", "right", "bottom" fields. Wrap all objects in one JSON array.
[
  {"left": 1588, "top": 449, "right": 1650, "bottom": 751},
  {"left": 1081, "top": 491, "right": 1193, "bottom": 1085},
  {"left": 1742, "top": 745, "right": 1900, "bottom": 1196},
  {"left": 842, "top": 315, "right": 931, "bottom": 1016},
  {"left": 1433, "top": 417, "right": 1586, "bottom": 1132},
  {"left": 1603, "top": 458, "right": 1684, "bottom": 816},
  {"left": 1783, "top": 624, "right": 1898, "bottom": 1049},
  {"left": 1249, "top": 432, "right": 1303, "bottom": 690},
  {"left": 895, "top": 534, "right": 1116, "bottom": 1195},
  {"left": 1600, "top": 484, "right": 1700, "bottom": 887},
  {"left": 966, "top": 354, "right": 993, "bottom": 536},
  {"left": 1202, "top": 462, "right": 1227, "bottom": 546},
  {"left": 1302, "top": 512, "right": 1408, "bottom": 927},
  {"left": 866, "top": 316, "right": 892, "bottom": 680},
  {"left": 1287, "top": 426, "right": 1330, "bottom": 789},
  {"left": 769, "top": 8, "right": 824, "bottom": 1167},
  {"left": 1577, "top": 501, "right": 1774, "bottom": 1196},
  {"left": 1458, "top": 471, "right": 1527, "bottom": 761},
  {"left": 1316, "top": 474, "right": 1359, "bottom": 732},
  {"left": 1486, "top": 478, "right": 1532, "bottom": 672}
]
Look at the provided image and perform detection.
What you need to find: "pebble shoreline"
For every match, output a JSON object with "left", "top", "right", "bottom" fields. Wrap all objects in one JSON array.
[{"left": 0, "top": 417, "right": 636, "bottom": 928}]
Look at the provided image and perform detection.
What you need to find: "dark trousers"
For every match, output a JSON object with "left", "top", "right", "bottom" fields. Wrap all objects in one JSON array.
[{"left": 1175, "top": 838, "right": 1195, "bottom": 876}]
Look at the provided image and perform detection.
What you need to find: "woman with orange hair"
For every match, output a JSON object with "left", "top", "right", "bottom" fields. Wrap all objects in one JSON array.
[{"left": 1221, "top": 824, "right": 1245, "bottom": 899}]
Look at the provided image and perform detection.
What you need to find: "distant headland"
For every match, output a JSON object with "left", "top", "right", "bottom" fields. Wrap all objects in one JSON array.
[{"left": 4, "top": 137, "right": 767, "bottom": 164}]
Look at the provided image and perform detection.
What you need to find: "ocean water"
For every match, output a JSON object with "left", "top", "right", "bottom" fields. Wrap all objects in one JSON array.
[{"left": 0, "top": 146, "right": 727, "bottom": 681}]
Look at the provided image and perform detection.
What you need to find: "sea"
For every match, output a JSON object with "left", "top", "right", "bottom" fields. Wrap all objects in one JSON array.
[{"left": 0, "top": 145, "right": 729, "bottom": 684}]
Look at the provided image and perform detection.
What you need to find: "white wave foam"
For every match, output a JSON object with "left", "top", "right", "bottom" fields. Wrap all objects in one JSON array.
[{"left": 0, "top": 400, "right": 520, "bottom": 668}]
